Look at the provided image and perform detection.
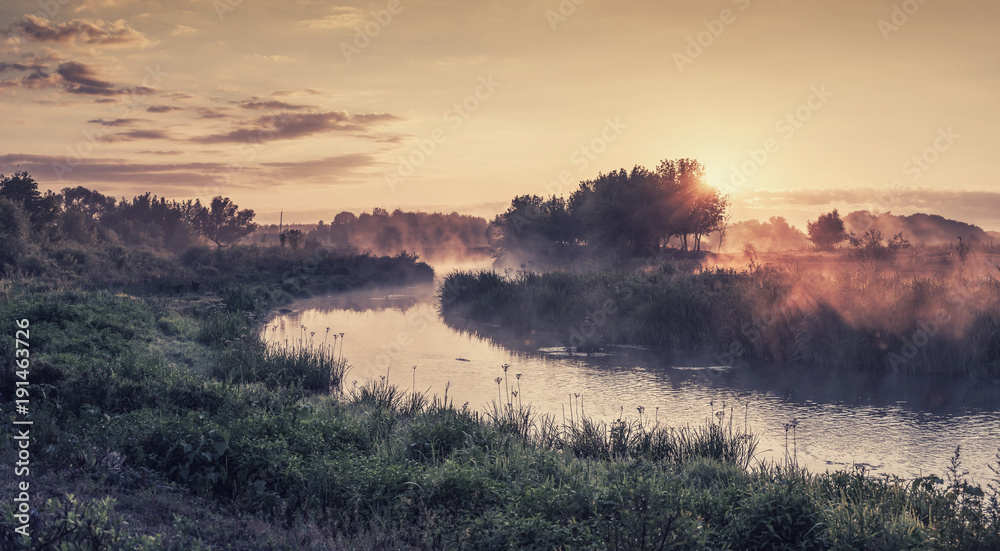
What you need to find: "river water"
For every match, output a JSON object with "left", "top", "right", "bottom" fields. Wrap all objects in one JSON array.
[{"left": 267, "top": 281, "right": 1000, "bottom": 485}]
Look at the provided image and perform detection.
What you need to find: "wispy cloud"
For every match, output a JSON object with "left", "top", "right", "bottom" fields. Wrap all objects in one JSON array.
[
  {"left": 235, "top": 99, "right": 312, "bottom": 110},
  {"left": 190, "top": 111, "right": 400, "bottom": 144},
  {"left": 146, "top": 104, "right": 182, "bottom": 113},
  {"left": 170, "top": 24, "right": 196, "bottom": 37},
  {"left": 10, "top": 15, "right": 153, "bottom": 49},
  {"left": 56, "top": 60, "right": 154, "bottom": 95},
  {"left": 87, "top": 117, "right": 145, "bottom": 126},
  {"left": 298, "top": 7, "right": 365, "bottom": 30}
]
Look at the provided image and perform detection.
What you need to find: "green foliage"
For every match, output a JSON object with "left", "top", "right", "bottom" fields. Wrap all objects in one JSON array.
[
  {"left": 4, "top": 252, "right": 1000, "bottom": 549},
  {"left": 440, "top": 265, "right": 1000, "bottom": 376}
]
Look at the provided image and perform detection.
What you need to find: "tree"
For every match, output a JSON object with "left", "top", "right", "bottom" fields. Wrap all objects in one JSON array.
[
  {"left": 0, "top": 198, "right": 31, "bottom": 274},
  {"left": 286, "top": 229, "right": 304, "bottom": 249},
  {"left": 569, "top": 167, "right": 660, "bottom": 255},
  {"left": 192, "top": 196, "right": 258, "bottom": 248},
  {"left": 61, "top": 186, "right": 116, "bottom": 218},
  {"left": 717, "top": 212, "right": 733, "bottom": 253},
  {"left": 0, "top": 171, "right": 62, "bottom": 231},
  {"left": 490, "top": 194, "right": 575, "bottom": 260},
  {"left": 807, "top": 209, "right": 848, "bottom": 250}
]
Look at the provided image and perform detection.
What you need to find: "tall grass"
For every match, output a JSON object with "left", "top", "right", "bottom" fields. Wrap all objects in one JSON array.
[
  {"left": 5, "top": 280, "right": 1000, "bottom": 549},
  {"left": 440, "top": 264, "right": 1000, "bottom": 377}
]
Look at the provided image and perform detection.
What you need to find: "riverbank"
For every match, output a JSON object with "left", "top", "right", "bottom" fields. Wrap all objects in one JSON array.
[
  {"left": 2, "top": 263, "right": 1000, "bottom": 548},
  {"left": 439, "top": 263, "right": 1000, "bottom": 377}
]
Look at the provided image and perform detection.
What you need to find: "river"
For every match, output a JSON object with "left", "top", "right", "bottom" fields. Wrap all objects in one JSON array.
[{"left": 267, "top": 280, "right": 1000, "bottom": 485}]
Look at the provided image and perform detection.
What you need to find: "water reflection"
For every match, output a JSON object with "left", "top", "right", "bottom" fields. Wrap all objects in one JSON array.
[{"left": 268, "top": 283, "right": 1000, "bottom": 484}]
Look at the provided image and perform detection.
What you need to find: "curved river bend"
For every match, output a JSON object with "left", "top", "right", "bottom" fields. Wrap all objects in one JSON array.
[{"left": 268, "top": 283, "right": 1000, "bottom": 484}]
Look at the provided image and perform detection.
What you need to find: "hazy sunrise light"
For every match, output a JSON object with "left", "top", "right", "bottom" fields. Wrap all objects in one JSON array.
[{"left": 1, "top": 0, "right": 997, "bottom": 229}]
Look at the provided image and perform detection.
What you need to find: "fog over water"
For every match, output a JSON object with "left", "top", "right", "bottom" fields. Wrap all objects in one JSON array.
[{"left": 268, "top": 276, "right": 1000, "bottom": 485}]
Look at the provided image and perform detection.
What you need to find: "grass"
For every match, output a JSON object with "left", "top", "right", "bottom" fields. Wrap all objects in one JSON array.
[
  {"left": 2, "top": 258, "right": 1000, "bottom": 548},
  {"left": 439, "top": 258, "right": 1000, "bottom": 377}
]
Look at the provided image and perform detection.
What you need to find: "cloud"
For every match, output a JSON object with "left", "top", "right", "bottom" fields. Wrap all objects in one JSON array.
[
  {"left": 11, "top": 15, "right": 152, "bottom": 49},
  {"left": 261, "top": 154, "right": 378, "bottom": 180},
  {"left": 236, "top": 99, "right": 312, "bottom": 110},
  {"left": 271, "top": 88, "right": 322, "bottom": 96},
  {"left": 298, "top": 7, "right": 365, "bottom": 30},
  {"left": 249, "top": 54, "right": 291, "bottom": 62},
  {"left": 0, "top": 67, "right": 58, "bottom": 90},
  {"left": 170, "top": 24, "right": 196, "bottom": 37},
  {"left": 190, "top": 111, "right": 400, "bottom": 144},
  {"left": 55, "top": 60, "right": 154, "bottom": 95},
  {"left": 0, "top": 152, "right": 225, "bottom": 187},
  {"left": 146, "top": 104, "right": 182, "bottom": 113},
  {"left": 0, "top": 62, "right": 46, "bottom": 72},
  {"left": 103, "top": 129, "right": 171, "bottom": 141},
  {"left": 0, "top": 152, "right": 379, "bottom": 190},
  {"left": 87, "top": 117, "right": 144, "bottom": 126},
  {"left": 196, "top": 106, "right": 230, "bottom": 119}
]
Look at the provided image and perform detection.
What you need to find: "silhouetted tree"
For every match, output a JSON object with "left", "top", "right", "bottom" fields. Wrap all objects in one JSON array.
[
  {"left": 0, "top": 171, "right": 61, "bottom": 231},
  {"left": 0, "top": 198, "right": 31, "bottom": 274},
  {"left": 192, "top": 196, "right": 258, "bottom": 248},
  {"left": 286, "top": 229, "right": 304, "bottom": 249},
  {"left": 807, "top": 209, "right": 848, "bottom": 250},
  {"left": 60, "top": 186, "right": 115, "bottom": 218}
]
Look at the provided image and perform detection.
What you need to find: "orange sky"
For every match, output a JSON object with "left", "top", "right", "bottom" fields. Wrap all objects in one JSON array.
[{"left": 1, "top": 0, "right": 998, "bottom": 230}]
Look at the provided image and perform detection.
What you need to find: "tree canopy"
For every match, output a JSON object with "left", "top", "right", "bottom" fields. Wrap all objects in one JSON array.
[
  {"left": 191, "top": 196, "right": 258, "bottom": 249},
  {"left": 489, "top": 158, "right": 729, "bottom": 262},
  {"left": 806, "top": 209, "right": 848, "bottom": 250}
]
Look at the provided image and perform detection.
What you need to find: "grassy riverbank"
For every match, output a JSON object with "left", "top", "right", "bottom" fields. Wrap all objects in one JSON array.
[
  {"left": 440, "top": 261, "right": 1000, "bottom": 377},
  {"left": 0, "top": 280, "right": 998, "bottom": 549}
]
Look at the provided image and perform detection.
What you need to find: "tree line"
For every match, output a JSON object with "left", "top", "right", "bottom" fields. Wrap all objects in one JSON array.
[
  {"left": 0, "top": 171, "right": 257, "bottom": 274},
  {"left": 489, "top": 159, "right": 730, "bottom": 263}
]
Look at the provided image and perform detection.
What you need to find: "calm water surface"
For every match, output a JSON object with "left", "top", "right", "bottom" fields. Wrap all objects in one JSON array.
[{"left": 268, "top": 282, "right": 1000, "bottom": 484}]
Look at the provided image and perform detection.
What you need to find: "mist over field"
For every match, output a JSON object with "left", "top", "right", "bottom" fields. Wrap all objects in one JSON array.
[{"left": 3, "top": 0, "right": 1000, "bottom": 548}]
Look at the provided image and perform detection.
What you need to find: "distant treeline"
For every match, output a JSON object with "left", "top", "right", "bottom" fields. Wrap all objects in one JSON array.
[
  {"left": 255, "top": 208, "right": 491, "bottom": 261},
  {"left": 0, "top": 171, "right": 266, "bottom": 275}
]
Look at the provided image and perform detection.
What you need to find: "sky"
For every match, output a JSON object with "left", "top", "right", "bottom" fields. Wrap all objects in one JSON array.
[{"left": 1, "top": 0, "right": 998, "bottom": 230}]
